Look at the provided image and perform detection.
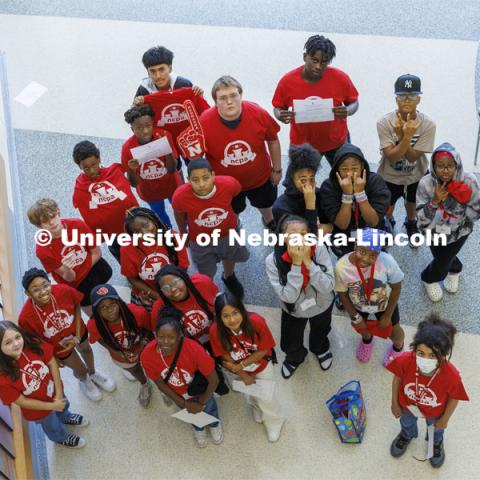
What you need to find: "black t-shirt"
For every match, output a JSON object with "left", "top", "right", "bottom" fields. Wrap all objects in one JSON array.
[{"left": 134, "top": 75, "right": 193, "bottom": 98}]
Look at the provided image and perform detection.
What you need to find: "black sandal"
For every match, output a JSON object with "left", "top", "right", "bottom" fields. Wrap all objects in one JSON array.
[
  {"left": 317, "top": 351, "right": 333, "bottom": 371},
  {"left": 281, "top": 360, "right": 298, "bottom": 379}
]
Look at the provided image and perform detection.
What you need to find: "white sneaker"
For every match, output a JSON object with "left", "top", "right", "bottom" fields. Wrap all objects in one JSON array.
[
  {"left": 79, "top": 376, "right": 102, "bottom": 402},
  {"left": 252, "top": 405, "right": 263, "bottom": 424},
  {"left": 90, "top": 370, "right": 116, "bottom": 392},
  {"left": 209, "top": 422, "right": 224, "bottom": 445},
  {"left": 121, "top": 369, "right": 137, "bottom": 382},
  {"left": 444, "top": 273, "right": 460, "bottom": 294},
  {"left": 193, "top": 428, "right": 208, "bottom": 448},
  {"left": 267, "top": 420, "right": 285, "bottom": 443},
  {"left": 423, "top": 281, "right": 443, "bottom": 302},
  {"left": 137, "top": 381, "right": 152, "bottom": 409}
]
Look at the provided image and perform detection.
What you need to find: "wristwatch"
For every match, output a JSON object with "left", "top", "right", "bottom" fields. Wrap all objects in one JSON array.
[{"left": 350, "top": 313, "right": 364, "bottom": 325}]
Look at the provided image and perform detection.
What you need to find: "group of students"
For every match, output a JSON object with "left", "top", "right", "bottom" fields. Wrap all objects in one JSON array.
[{"left": 0, "top": 34, "right": 475, "bottom": 469}]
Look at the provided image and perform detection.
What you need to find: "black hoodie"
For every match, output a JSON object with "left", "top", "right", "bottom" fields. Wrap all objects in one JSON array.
[{"left": 319, "top": 143, "right": 390, "bottom": 240}]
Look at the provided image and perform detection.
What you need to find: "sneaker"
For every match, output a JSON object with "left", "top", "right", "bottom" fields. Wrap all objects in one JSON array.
[
  {"left": 60, "top": 434, "right": 86, "bottom": 449},
  {"left": 444, "top": 273, "right": 460, "bottom": 294},
  {"left": 63, "top": 414, "right": 89, "bottom": 428},
  {"left": 193, "top": 428, "right": 208, "bottom": 448},
  {"left": 423, "top": 281, "right": 443, "bottom": 302},
  {"left": 281, "top": 360, "right": 299, "bottom": 379},
  {"left": 267, "top": 421, "right": 284, "bottom": 443},
  {"left": 90, "top": 370, "right": 116, "bottom": 392},
  {"left": 222, "top": 273, "right": 244, "bottom": 300},
  {"left": 121, "top": 369, "right": 137, "bottom": 382},
  {"left": 251, "top": 405, "right": 263, "bottom": 424},
  {"left": 356, "top": 338, "right": 375, "bottom": 363},
  {"left": 404, "top": 220, "right": 419, "bottom": 248},
  {"left": 385, "top": 216, "right": 396, "bottom": 234},
  {"left": 262, "top": 217, "right": 277, "bottom": 233},
  {"left": 209, "top": 422, "right": 224, "bottom": 445},
  {"left": 382, "top": 344, "right": 403, "bottom": 368},
  {"left": 137, "top": 381, "right": 152, "bottom": 409},
  {"left": 390, "top": 433, "right": 411, "bottom": 457},
  {"left": 317, "top": 350, "right": 333, "bottom": 371},
  {"left": 430, "top": 441, "right": 446, "bottom": 468},
  {"left": 79, "top": 376, "right": 102, "bottom": 402}
]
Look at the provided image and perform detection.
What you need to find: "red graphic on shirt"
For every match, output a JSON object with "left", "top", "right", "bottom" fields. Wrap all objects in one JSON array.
[
  {"left": 21, "top": 360, "right": 50, "bottom": 396},
  {"left": 183, "top": 310, "right": 210, "bottom": 337},
  {"left": 229, "top": 339, "right": 257, "bottom": 362},
  {"left": 60, "top": 244, "right": 87, "bottom": 268},
  {"left": 139, "top": 159, "right": 167, "bottom": 180},
  {"left": 161, "top": 367, "right": 192, "bottom": 387},
  {"left": 41, "top": 309, "right": 74, "bottom": 339},
  {"left": 88, "top": 180, "right": 127, "bottom": 209},
  {"left": 221, "top": 140, "right": 256, "bottom": 167},
  {"left": 139, "top": 253, "right": 170, "bottom": 281},
  {"left": 177, "top": 100, "right": 206, "bottom": 160},
  {"left": 194, "top": 207, "right": 228, "bottom": 228},
  {"left": 113, "top": 329, "right": 138, "bottom": 350},
  {"left": 404, "top": 382, "right": 442, "bottom": 408},
  {"left": 158, "top": 103, "right": 188, "bottom": 126}
]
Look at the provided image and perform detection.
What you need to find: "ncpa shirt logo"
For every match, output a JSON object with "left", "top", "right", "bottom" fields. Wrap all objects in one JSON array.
[
  {"left": 158, "top": 104, "right": 188, "bottom": 126},
  {"left": 194, "top": 208, "right": 229, "bottom": 228}
]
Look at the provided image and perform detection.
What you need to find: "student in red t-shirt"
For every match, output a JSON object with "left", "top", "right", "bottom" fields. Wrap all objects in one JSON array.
[
  {"left": 172, "top": 158, "right": 249, "bottom": 298},
  {"left": 121, "top": 105, "right": 182, "bottom": 228},
  {"left": 272, "top": 35, "right": 359, "bottom": 167},
  {"left": 140, "top": 308, "right": 223, "bottom": 448},
  {"left": 120, "top": 207, "right": 189, "bottom": 310},
  {"left": 388, "top": 313, "right": 469, "bottom": 468},
  {"left": 72, "top": 140, "right": 139, "bottom": 263},
  {"left": 27, "top": 197, "right": 112, "bottom": 316},
  {"left": 18, "top": 268, "right": 115, "bottom": 402},
  {"left": 211, "top": 292, "right": 285, "bottom": 442},
  {"left": 0, "top": 321, "right": 87, "bottom": 448},
  {"left": 87, "top": 284, "right": 153, "bottom": 408},
  {"left": 200, "top": 76, "right": 282, "bottom": 231}
]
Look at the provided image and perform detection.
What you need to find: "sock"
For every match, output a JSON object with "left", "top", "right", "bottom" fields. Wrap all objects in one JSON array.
[
  {"left": 362, "top": 337, "right": 373, "bottom": 344},
  {"left": 393, "top": 344, "right": 403, "bottom": 352}
]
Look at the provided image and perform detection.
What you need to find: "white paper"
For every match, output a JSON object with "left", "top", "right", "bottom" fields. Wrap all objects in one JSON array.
[
  {"left": 293, "top": 98, "right": 334, "bottom": 123},
  {"left": 130, "top": 136, "right": 172, "bottom": 164},
  {"left": 171, "top": 409, "right": 218, "bottom": 428},
  {"left": 14, "top": 81, "right": 48, "bottom": 107},
  {"left": 232, "top": 379, "right": 275, "bottom": 401},
  {"left": 427, "top": 424, "right": 435, "bottom": 459}
]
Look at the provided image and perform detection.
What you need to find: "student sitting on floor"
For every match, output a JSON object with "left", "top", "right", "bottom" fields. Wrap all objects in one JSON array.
[
  {"left": 19, "top": 268, "right": 115, "bottom": 402},
  {"left": 335, "top": 228, "right": 405, "bottom": 366},
  {"left": 141, "top": 308, "right": 224, "bottom": 448},
  {"left": 266, "top": 214, "right": 334, "bottom": 379},
  {"left": 0, "top": 321, "right": 88, "bottom": 449},
  {"left": 210, "top": 292, "right": 285, "bottom": 442},
  {"left": 388, "top": 313, "right": 469, "bottom": 469}
]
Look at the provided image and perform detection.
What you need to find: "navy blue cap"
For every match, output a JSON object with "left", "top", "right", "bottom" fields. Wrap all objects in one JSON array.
[
  {"left": 394, "top": 74, "right": 422, "bottom": 95},
  {"left": 90, "top": 284, "right": 120, "bottom": 308}
]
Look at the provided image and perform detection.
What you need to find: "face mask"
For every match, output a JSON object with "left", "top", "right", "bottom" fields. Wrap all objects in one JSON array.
[{"left": 416, "top": 355, "right": 438, "bottom": 374}]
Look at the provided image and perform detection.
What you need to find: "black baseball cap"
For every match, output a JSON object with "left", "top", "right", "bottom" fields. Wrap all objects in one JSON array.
[
  {"left": 90, "top": 284, "right": 121, "bottom": 308},
  {"left": 394, "top": 74, "right": 422, "bottom": 95},
  {"left": 22, "top": 268, "right": 49, "bottom": 291}
]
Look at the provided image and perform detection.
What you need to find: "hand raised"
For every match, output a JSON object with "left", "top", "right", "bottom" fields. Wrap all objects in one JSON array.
[{"left": 336, "top": 172, "right": 353, "bottom": 194}]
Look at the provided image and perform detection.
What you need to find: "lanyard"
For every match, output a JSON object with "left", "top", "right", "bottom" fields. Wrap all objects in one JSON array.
[
  {"left": 158, "top": 344, "right": 188, "bottom": 386},
  {"left": 33, "top": 294, "right": 61, "bottom": 328},
  {"left": 354, "top": 260, "right": 376, "bottom": 302},
  {"left": 414, "top": 368, "right": 439, "bottom": 404},
  {"left": 354, "top": 202, "right": 359, "bottom": 227}
]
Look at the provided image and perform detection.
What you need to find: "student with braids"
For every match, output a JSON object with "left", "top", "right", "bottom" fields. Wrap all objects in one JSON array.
[
  {"left": 87, "top": 285, "right": 153, "bottom": 408},
  {"left": 388, "top": 313, "right": 469, "bottom": 468},
  {"left": 120, "top": 207, "right": 189, "bottom": 309},
  {"left": 121, "top": 105, "right": 182, "bottom": 228},
  {"left": 141, "top": 307, "right": 224, "bottom": 448},
  {"left": 265, "top": 215, "right": 335, "bottom": 379},
  {"left": 272, "top": 35, "right": 359, "bottom": 167}
]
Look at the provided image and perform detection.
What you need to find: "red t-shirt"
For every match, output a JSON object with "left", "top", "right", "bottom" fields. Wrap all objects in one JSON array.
[
  {"left": 140, "top": 337, "right": 214, "bottom": 396},
  {"left": 200, "top": 101, "right": 280, "bottom": 190},
  {"left": 120, "top": 236, "right": 190, "bottom": 293},
  {"left": 209, "top": 312, "right": 275, "bottom": 375},
  {"left": 35, "top": 218, "right": 94, "bottom": 288},
  {"left": 18, "top": 284, "right": 85, "bottom": 358},
  {"left": 0, "top": 343, "right": 58, "bottom": 420},
  {"left": 72, "top": 163, "right": 139, "bottom": 236},
  {"left": 387, "top": 351, "right": 469, "bottom": 419},
  {"left": 87, "top": 304, "right": 150, "bottom": 363},
  {"left": 172, "top": 176, "right": 241, "bottom": 240},
  {"left": 272, "top": 65, "right": 358, "bottom": 152},
  {"left": 121, "top": 128, "right": 182, "bottom": 202},
  {"left": 150, "top": 273, "right": 218, "bottom": 341},
  {"left": 143, "top": 88, "right": 210, "bottom": 148}
]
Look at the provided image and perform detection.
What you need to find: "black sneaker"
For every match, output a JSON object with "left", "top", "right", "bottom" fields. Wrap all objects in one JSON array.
[
  {"left": 262, "top": 217, "right": 277, "bottom": 233},
  {"left": 60, "top": 434, "right": 86, "bottom": 449},
  {"left": 404, "top": 220, "right": 419, "bottom": 248},
  {"left": 390, "top": 434, "right": 411, "bottom": 457},
  {"left": 222, "top": 273, "right": 245, "bottom": 300},
  {"left": 430, "top": 441, "right": 445, "bottom": 468},
  {"left": 63, "top": 413, "right": 89, "bottom": 427},
  {"left": 385, "top": 217, "right": 396, "bottom": 234}
]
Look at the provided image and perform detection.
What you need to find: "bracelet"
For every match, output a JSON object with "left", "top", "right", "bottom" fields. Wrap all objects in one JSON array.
[
  {"left": 354, "top": 190, "right": 368, "bottom": 203},
  {"left": 350, "top": 313, "right": 364, "bottom": 325},
  {"left": 342, "top": 193, "right": 353, "bottom": 204}
]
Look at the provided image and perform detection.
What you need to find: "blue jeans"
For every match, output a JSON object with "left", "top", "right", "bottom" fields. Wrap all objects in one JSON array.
[
  {"left": 400, "top": 409, "right": 444, "bottom": 444},
  {"left": 36, "top": 401, "right": 72, "bottom": 443},
  {"left": 193, "top": 395, "right": 220, "bottom": 431},
  {"left": 147, "top": 199, "right": 172, "bottom": 228}
]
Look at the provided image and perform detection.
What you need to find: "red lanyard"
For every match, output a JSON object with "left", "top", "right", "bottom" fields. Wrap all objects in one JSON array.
[
  {"left": 414, "top": 368, "right": 439, "bottom": 404},
  {"left": 33, "top": 295, "right": 61, "bottom": 328},
  {"left": 354, "top": 260, "right": 375, "bottom": 302},
  {"left": 354, "top": 202, "right": 359, "bottom": 227}
]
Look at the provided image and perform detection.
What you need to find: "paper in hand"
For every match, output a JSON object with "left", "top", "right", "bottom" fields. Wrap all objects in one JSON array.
[
  {"left": 130, "top": 136, "right": 172, "bottom": 164},
  {"left": 293, "top": 98, "right": 334, "bottom": 123},
  {"left": 171, "top": 409, "right": 218, "bottom": 428}
]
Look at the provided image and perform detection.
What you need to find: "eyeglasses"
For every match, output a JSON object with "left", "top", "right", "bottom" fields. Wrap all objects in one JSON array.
[
  {"left": 29, "top": 283, "right": 50, "bottom": 295},
  {"left": 435, "top": 164, "right": 456, "bottom": 171},
  {"left": 396, "top": 95, "right": 419, "bottom": 101},
  {"left": 160, "top": 277, "right": 183, "bottom": 294},
  {"left": 216, "top": 92, "right": 241, "bottom": 103}
]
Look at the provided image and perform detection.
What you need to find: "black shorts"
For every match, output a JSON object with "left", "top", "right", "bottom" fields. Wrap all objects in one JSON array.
[
  {"left": 56, "top": 329, "right": 89, "bottom": 361},
  {"left": 386, "top": 181, "right": 419, "bottom": 204},
  {"left": 357, "top": 304, "right": 400, "bottom": 325},
  {"left": 76, "top": 258, "right": 113, "bottom": 306},
  {"left": 231, "top": 180, "right": 278, "bottom": 214}
]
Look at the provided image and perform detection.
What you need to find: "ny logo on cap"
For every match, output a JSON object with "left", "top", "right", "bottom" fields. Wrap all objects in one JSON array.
[
  {"left": 405, "top": 80, "right": 413, "bottom": 88},
  {"left": 96, "top": 286, "right": 108, "bottom": 295}
]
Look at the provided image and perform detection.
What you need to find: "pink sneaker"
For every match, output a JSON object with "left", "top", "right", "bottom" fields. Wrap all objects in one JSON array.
[
  {"left": 356, "top": 338, "right": 374, "bottom": 363},
  {"left": 383, "top": 344, "right": 403, "bottom": 367}
]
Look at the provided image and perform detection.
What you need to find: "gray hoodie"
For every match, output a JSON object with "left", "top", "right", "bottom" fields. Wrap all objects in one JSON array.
[
  {"left": 265, "top": 245, "right": 334, "bottom": 317},
  {"left": 416, "top": 142, "right": 480, "bottom": 244}
]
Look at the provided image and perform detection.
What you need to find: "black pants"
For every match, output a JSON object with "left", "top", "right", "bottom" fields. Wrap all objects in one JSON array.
[
  {"left": 421, "top": 235, "right": 468, "bottom": 283},
  {"left": 321, "top": 132, "right": 351, "bottom": 168},
  {"left": 280, "top": 301, "right": 334, "bottom": 365}
]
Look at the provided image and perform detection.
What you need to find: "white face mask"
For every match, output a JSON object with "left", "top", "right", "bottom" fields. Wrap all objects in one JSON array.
[{"left": 416, "top": 355, "right": 438, "bottom": 374}]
